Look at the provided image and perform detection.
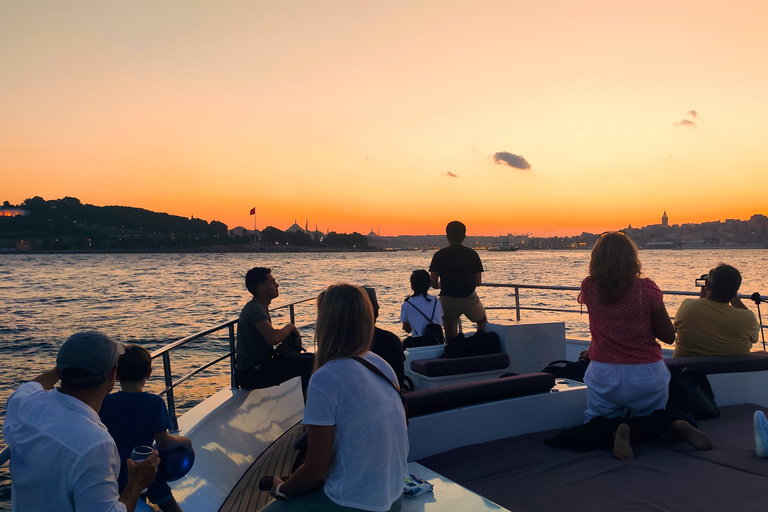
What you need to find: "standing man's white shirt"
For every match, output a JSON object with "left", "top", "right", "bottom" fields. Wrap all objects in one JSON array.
[{"left": 4, "top": 382, "right": 126, "bottom": 512}]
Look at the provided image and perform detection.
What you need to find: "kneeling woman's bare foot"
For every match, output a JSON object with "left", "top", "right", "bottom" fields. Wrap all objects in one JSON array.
[
  {"left": 613, "top": 423, "right": 634, "bottom": 461},
  {"left": 669, "top": 420, "right": 712, "bottom": 451}
]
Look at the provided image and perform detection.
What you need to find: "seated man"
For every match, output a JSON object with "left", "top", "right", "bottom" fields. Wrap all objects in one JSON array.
[
  {"left": 235, "top": 267, "right": 314, "bottom": 397},
  {"left": 4, "top": 331, "right": 159, "bottom": 512},
  {"left": 674, "top": 264, "right": 760, "bottom": 357}
]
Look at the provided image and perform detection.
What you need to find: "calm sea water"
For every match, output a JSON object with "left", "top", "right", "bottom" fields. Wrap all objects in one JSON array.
[{"left": 1, "top": 249, "right": 767, "bottom": 507}]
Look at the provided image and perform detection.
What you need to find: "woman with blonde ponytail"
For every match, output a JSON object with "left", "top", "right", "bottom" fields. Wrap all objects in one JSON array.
[{"left": 262, "top": 284, "right": 408, "bottom": 512}]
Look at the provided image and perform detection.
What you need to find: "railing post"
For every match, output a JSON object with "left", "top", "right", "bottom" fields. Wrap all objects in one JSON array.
[
  {"left": 514, "top": 286, "right": 521, "bottom": 321},
  {"left": 290, "top": 304, "right": 295, "bottom": 325},
  {"left": 162, "top": 352, "right": 179, "bottom": 432},
  {"left": 229, "top": 323, "right": 237, "bottom": 389}
]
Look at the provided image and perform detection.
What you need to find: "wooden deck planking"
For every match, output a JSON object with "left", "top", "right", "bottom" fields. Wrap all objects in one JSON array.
[{"left": 218, "top": 422, "right": 306, "bottom": 512}]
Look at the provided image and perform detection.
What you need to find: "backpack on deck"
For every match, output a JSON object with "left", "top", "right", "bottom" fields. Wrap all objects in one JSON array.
[
  {"left": 441, "top": 330, "right": 501, "bottom": 358},
  {"left": 541, "top": 359, "right": 589, "bottom": 382}
]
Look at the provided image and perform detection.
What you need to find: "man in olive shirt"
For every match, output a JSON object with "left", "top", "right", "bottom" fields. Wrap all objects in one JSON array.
[
  {"left": 235, "top": 267, "right": 314, "bottom": 397},
  {"left": 674, "top": 264, "right": 759, "bottom": 357},
  {"left": 429, "top": 220, "right": 487, "bottom": 340}
]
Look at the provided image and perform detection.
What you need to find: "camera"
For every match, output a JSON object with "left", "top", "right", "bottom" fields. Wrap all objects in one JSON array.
[{"left": 695, "top": 274, "right": 708, "bottom": 287}]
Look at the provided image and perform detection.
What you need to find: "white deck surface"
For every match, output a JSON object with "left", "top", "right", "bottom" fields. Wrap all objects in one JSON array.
[{"left": 402, "top": 463, "right": 509, "bottom": 512}]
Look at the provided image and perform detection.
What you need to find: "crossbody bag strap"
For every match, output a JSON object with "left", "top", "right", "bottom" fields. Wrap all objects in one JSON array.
[
  {"left": 351, "top": 356, "right": 409, "bottom": 426},
  {"left": 405, "top": 298, "right": 431, "bottom": 322}
]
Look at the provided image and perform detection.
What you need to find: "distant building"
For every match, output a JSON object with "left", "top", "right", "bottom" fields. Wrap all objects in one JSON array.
[
  {"left": 661, "top": 210, "right": 669, "bottom": 227},
  {"left": 230, "top": 226, "right": 250, "bottom": 237},
  {"left": 1, "top": 208, "right": 29, "bottom": 217},
  {"left": 285, "top": 219, "right": 304, "bottom": 233},
  {"left": 748, "top": 214, "right": 768, "bottom": 233}
]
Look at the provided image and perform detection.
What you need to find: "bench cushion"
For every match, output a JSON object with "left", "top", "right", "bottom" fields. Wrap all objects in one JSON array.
[
  {"left": 405, "top": 373, "right": 555, "bottom": 417},
  {"left": 410, "top": 353, "right": 510, "bottom": 377},
  {"left": 665, "top": 352, "right": 768, "bottom": 374}
]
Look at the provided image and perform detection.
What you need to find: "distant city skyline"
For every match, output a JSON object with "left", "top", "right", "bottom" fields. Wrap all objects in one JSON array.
[
  {"left": 3, "top": 198, "right": 765, "bottom": 239},
  {"left": 234, "top": 210, "right": 767, "bottom": 239},
  {"left": 3, "top": 2, "right": 768, "bottom": 236}
]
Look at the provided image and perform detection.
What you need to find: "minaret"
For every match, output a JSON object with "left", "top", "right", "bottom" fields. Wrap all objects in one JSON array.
[
  {"left": 305, "top": 219, "right": 309, "bottom": 231},
  {"left": 662, "top": 210, "right": 669, "bottom": 227}
]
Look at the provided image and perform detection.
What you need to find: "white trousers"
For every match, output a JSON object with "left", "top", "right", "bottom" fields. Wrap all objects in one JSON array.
[{"left": 583, "top": 359, "right": 670, "bottom": 422}]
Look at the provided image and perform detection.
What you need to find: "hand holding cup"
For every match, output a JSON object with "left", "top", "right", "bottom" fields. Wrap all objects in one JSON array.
[{"left": 127, "top": 446, "right": 160, "bottom": 490}]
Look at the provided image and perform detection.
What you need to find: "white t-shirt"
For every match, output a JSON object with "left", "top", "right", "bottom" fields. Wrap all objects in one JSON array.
[
  {"left": 400, "top": 294, "right": 443, "bottom": 337},
  {"left": 303, "top": 352, "right": 408, "bottom": 512},
  {"left": 4, "top": 382, "right": 126, "bottom": 512}
]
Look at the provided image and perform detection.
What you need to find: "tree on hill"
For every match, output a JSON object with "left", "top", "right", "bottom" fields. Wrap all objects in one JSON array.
[
  {"left": 259, "top": 226, "right": 317, "bottom": 247},
  {"left": 2, "top": 196, "right": 239, "bottom": 250},
  {"left": 323, "top": 231, "right": 368, "bottom": 249}
]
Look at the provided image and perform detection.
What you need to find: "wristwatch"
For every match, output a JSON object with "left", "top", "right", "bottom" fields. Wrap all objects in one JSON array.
[{"left": 274, "top": 483, "right": 290, "bottom": 501}]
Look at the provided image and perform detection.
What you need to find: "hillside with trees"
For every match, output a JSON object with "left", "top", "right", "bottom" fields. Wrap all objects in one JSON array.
[{"left": 0, "top": 197, "right": 370, "bottom": 252}]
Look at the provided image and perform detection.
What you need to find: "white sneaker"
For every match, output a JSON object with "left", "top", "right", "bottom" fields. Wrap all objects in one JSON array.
[{"left": 754, "top": 410, "right": 768, "bottom": 458}]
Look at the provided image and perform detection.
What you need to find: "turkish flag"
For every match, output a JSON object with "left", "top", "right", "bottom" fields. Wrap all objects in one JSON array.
[{"left": 249, "top": 207, "right": 256, "bottom": 215}]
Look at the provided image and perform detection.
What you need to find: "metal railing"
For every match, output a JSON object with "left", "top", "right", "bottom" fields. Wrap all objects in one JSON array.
[
  {"left": 0, "top": 295, "right": 319, "bottom": 468},
  {"left": 480, "top": 282, "right": 766, "bottom": 344},
  {"left": 150, "top": 294, "right": 318, "bottom": 432},
  {"left": 2, "top": 285, "right": 765, "bottom": 468}
]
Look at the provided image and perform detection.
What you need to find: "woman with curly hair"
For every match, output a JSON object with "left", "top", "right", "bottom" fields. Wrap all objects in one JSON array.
[{"left": 575, "top": 232, "right": 711, "bottom": 460}]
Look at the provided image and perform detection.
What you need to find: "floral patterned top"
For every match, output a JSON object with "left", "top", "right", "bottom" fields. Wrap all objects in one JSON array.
[{"left": 578, "top": 276, "right": 664, "bottom": 364}]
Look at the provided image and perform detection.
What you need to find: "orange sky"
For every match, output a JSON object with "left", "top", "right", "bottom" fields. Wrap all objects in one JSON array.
[{"left": 2, "top": 1, "right": 767, "bottom": 236}]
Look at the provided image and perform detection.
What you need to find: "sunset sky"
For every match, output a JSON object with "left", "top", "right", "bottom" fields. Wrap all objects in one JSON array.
[{"left": 2, "top": 1, "right": 767, "bottom": 236}]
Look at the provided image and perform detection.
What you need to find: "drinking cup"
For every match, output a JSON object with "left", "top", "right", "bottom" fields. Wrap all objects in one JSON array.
[{"left": 130, "top": 445, "right": 154, "bottom": 462}]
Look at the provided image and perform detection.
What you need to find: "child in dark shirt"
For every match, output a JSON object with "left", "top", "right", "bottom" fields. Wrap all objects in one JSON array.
[{"left": 100, "top": 344, "right": 192, "bottom": 512}]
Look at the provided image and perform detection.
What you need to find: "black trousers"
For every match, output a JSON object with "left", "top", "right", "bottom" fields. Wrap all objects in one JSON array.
[
  {"left": 235, "top": 354, "right": 315, "bottom": 400},
  {"left": 545, "top": 408, "right": 698, "bottom": 451}
]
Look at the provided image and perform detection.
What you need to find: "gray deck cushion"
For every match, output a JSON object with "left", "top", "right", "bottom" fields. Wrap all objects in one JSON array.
[
  {"left": 418, "top": 403, "right": 768, "bottom": 512},
  {"left": 665, "top": 352, "right": 768, "bottom": 374},
  {"left": 410, "top": 353, "right": 510, "bottom": 377},
  {"left": 404, "top": 372, "right": 555, "bottom": 418}
]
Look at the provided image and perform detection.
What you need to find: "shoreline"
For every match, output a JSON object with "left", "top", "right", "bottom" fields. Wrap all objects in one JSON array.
[
  {"left": 0, "top": 245, "right": 385, "bottom": 255},
  {"left": 1, "top": 245, "right": 766, "bottom": 255}
]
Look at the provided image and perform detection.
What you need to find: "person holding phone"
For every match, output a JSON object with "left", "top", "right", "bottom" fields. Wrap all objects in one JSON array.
[{"left": 674, "top": 264, "right": 759, "bottom": 357}]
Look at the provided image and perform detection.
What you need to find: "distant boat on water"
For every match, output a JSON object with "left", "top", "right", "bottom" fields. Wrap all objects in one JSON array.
[{"left": 485, "top": 243, "right": 519, "bottom": 251}]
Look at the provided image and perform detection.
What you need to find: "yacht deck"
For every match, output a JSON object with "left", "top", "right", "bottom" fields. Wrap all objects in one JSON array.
[
  {"left": 417, "top": 403, "right": 768, "bottom": 512},
  {"left": 219, "top": 423, "right": 305, "bottom": 512}
]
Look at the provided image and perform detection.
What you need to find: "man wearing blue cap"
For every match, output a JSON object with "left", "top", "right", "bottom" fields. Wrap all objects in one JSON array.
[{"left": 3, "top": 331, "right": 160, "bottom": 512}]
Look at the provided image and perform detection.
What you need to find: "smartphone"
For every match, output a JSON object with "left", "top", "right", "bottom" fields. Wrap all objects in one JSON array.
[{"left": 695, "top": 278, "right": 708, "bottom": 287}]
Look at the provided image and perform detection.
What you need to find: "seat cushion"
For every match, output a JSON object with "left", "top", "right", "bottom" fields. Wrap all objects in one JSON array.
[
  {"left": 410, "top": 353, "right": 510, "bottom": 377},
  {"left": 405, "top": 373, "right": 555, "bottom": 417},
  {"left": 665, "top": 352, "right": 768, "bottom": 374}
]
